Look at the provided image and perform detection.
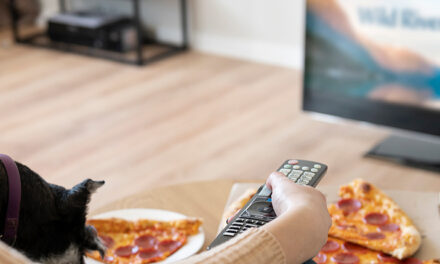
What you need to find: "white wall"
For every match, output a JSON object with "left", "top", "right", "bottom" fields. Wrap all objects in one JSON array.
[
  {"left": 189, "top": 0, "right": 305, "bottom": 69},
  {"left": 45, "top": 0, "right": 305, "bottom": 69}
]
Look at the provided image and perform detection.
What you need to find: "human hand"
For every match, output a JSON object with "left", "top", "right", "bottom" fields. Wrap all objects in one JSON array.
[{"left": 263, "top": 172, "right": 331, "bottom": 264}]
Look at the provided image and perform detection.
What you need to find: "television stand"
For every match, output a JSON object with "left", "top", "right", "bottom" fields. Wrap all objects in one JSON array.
[
  {"left": 9, "top": 0, "right": 188, "bottom": 66},
  {"left": 366, "top": 133, "right": 440, "bottom": 173}
]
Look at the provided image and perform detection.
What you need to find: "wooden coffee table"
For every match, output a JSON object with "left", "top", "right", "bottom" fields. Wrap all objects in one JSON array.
[{"left": 89, "top": 179, "right": 440, "bottom": 260}]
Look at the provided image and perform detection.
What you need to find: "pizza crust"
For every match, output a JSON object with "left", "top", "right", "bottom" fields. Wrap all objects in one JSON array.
[
  {"left": 220, "top": 188, "right": 257, "bottom": 228},
  {"left": 391, "top": 225, "right": 421, "bottom": 259}
]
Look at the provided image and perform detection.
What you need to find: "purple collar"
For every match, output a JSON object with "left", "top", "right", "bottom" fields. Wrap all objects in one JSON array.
[{"left": 0, "top": 154, "right": 21, "bottom": 246}]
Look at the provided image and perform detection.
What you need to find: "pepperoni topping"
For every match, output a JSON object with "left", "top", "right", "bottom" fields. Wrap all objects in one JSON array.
[
  {"left": 337, "top": 199, "right": 362, "bottom": 214},
  {"left": 378, "top": 253, "right": 400, "bottom": 263},
  {"left": 135, "top": 235, "right": 158, "bottom": 249},
  {"left": 364, "top": 212, "right": 389, "bottom": 225},
  {"left": 331, "top": 253, "right": 360, "bottom": 264},
  {"left": 99, "top": 235, "right": 115, "bottom": 248},
  {"left": 379, "top": 223, "right": 400, "bottom": 232},
  {"left": 114, "top": 245, "right": 139, "bottom": 258},
  {"left": 342, "top": 242, "right": 367, "bottom": 253},
  {"left": 158, "top": 240, "right": 182, "bottom": 254},
  {"left": 361, "top": 183, "right": 371, "bottom": 193},
  {"left": 313, "top": 252, "right": 327, "bottom": 264},
  {"left": 321, "top": 240, "right": 340, "bottom": 253},
  {"left": 401, "top": 258, "right": 423, "bottom": 264},
  {"left": 364, "top": 232, "right": 386, "bottom": 240},
  {"left": 138, "top": 248, "right": 163, "bottom": 260}
]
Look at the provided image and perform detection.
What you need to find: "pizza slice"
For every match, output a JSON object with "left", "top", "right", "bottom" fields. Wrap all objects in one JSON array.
[
  {"left": 135, "top": 218, "right": 202, "bottom": 236},
  {"left": 314, "top": 237, "right": 439, "bottom": 264},
  {"left": 221, "top": 188, "right": 258, "bottom": 226},
  {"left": 328, "top": 179, "right": 421, "bottom": 259},
  {"left": 86, "top": 217, "right": 202, "bottom": 264}
]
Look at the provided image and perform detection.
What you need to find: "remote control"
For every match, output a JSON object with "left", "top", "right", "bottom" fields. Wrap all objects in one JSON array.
[{"left": 207, "top": 159, "right": 327, "bottom": 264}]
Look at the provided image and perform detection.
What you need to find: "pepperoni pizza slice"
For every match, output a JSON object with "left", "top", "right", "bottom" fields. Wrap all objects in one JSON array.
[
  {"left": 314, "top": 237, "right": 439, "bottom": 264},
  {"left": 328, "top": 179, "right": 421, "bottom": 260},
  {"left": 221, "top": 188, "right": 258, "bottom": 226},
  {"left": 86, "top": 217, "right": 202, "bottom": 264}
]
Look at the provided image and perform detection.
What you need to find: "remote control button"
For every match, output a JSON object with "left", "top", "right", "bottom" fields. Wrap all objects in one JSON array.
[
  {"left": 288, "top": 175, "right": 299, "bottom": 181},
  {"left": 288, "top": 172, "right": 301, "bottom": 177},
  {"left": 314, "top": 164, "right": 321, "bottom": 169},
  {"left": 223, "top": 232, "right": 236, "bottom": 237},
  {"left": 247, "top": 220, "right": 256, "bottom": 224},
  {"left": 288, "top": 173, "right": 300, "bottom": 178},
  {"left": 279, "top": 169, "right": 291, "bottom": 175},
  {"left": 240, "top": 212, "right": 251, "bottom": 218},
  {"left": 245, "top": 224, "right": 258, "bottom": 228},
  {"left": 258, "top": 207, "right": 273, "bottom": 214},
  {"left": 232, "top": 222, "right": 244, "bottom": 226},
  {"left": 236, "top": 218, "right": 245, "bottom": 222},
  {"left": 301, "top": 166, "right": 309, "bottom": 171},
  {"left": 283, "top": 164, "right": 292, "bottom": 169},
  {"left": 288, "top": 160, "right": 299, "bottom": 165},
  {"left": 304, "top": 172, "right": 315, "bottom": 177},
  {"left": 298, "top": 179, "right": 310, "bottom": 184},
  {"left": 252, "top": 215, "right": 265, "bottom": 220},
  {"left": 290, "top": 170, "right": 303, "bottom": 175},
  {"left": 311, "top": 168, "right": 318, "bottom": 173},
  {"left": 292, "top": 165, "right": 301, "bottom": 169}
]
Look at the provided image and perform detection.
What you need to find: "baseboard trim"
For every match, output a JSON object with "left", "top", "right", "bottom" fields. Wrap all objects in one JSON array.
[{"left": 191, "top": 33, "right": 303, "bottom": 69}]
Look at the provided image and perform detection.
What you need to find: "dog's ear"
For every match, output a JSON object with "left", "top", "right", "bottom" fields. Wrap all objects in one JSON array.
[{"left": 59, "top": 179, "right": 105, "bottom": 215}]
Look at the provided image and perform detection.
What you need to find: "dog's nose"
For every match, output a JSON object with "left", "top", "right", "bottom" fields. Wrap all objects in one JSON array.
[{"left": 89, "top": 225, "right": 98, "bottom": 236}]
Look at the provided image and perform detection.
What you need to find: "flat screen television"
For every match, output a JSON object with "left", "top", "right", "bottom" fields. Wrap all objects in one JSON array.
[{"left": 303, "top": 0, "right": 440, "bottom": 171}]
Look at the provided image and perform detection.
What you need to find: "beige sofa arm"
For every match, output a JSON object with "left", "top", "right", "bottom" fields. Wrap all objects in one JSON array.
[{"left": 0, "top": 241, "right": 33, "bottom": 264}]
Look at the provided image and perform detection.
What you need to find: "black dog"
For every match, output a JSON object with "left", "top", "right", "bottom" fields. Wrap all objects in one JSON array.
[{"left": 0, "top": 161, "right": 105, "bottom": 263}]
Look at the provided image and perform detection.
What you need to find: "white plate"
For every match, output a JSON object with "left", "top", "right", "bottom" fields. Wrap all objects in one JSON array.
[{"left": 85, "top": 208, "right": 205, "bottom": 264}]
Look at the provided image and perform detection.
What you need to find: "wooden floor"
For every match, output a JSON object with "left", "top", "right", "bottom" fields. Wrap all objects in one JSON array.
[{"left": 1, "top": 38, "right": 439, "bottom": 212}]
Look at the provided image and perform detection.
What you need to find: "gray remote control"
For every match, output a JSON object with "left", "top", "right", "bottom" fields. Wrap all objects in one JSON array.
[{"left": 207, "top": 159, "right": 327, "bottom": 264}]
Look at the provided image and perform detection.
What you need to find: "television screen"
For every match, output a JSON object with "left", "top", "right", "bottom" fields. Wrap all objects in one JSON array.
[{"left": 305, "top": 0, "right": 440, "bottom": 113}]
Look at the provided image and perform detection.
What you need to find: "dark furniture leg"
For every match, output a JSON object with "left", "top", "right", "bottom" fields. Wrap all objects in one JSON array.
[
  {"left": 9, "top": 0, "right": 19, "bottom": 41},
  {"left": 181, "top": 0, "right": 188, "bottom": 49},
  {"left": 133, "top": 0, "right": 144, "bottom": 65}
]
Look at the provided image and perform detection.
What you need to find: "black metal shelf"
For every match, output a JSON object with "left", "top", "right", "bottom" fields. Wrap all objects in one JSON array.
[{"left": 9, "top": 0, "right": 188, "bottom": 66}]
